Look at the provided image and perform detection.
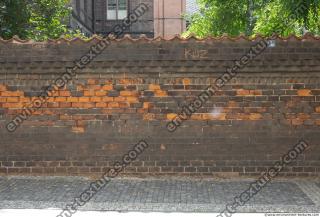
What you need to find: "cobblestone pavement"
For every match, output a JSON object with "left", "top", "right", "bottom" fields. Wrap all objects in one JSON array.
[{"left": 0, "top": 176, "right": 319, "bottom": 213}]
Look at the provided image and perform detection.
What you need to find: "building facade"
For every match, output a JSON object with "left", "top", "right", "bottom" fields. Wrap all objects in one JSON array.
[
  {"left": 70, "top": 0, "right": 187, "bottom": 38},
  {"left": 153, "top": 0, "right": 186, "bottom": 38}
]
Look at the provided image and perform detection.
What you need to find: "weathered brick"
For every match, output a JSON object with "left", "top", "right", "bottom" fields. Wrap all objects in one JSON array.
[
  {"left": 297, "top": 89, "right": 312, "bottom": 96},
  {"left": 149, "top": 84, "right": 161, "bottom": 91},
  {"left": 0, "top": 39, "right": 319, "bottom": 178}
]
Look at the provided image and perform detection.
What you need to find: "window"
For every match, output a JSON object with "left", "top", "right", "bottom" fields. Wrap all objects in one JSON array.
[{"left": 107, "top": 0, "right": 128, "bottom": 20}]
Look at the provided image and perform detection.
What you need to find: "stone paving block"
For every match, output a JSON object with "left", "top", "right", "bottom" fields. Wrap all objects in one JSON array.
[{"left": 0, "top": 177, "right": 319, "bottom": 213}]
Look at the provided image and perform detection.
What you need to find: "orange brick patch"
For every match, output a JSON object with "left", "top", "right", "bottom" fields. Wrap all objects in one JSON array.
[
  {"left": 18, "top": 97, "right": 30, "bottom": 103},
  {"left": 102, "top": 97, "right": 114, "bottom": 102},
  {"left": 79, "top": 97, "right": 90, "bottom": 103},
  {"left": 2, "top": 103, "right": 23, "bottom": 108},
  {"left": 114, "top": 97, "right": 126, "bottom": 102},
  {"left": 71, "top": 102, "right": 95, "bottom": 108},
  {"left": 102, "top": 85, "right": 113, "bottom": 91},
  {"left": 236, "top": 89, "right": 250, "bottom": 96},
  {"left": 7, "top": 97, "right": 19, "bottom": 103},
  {"left": 118, "top": 102, "right": 130, "bottom": 108},
  {"left": 84, "top": 90, "right": 95, "bottom": 97},
  {"left": 96, "top": 102, "right": 107, "bottom": 108},
  {"left": 149, "top": 84, "right": 161, "bottom": 91},
  {"left": 67, "top": 97, "right": 79, "bottom": 103},
  {"left": 54, "top": 97, "right": 66, "bottom": 102},
  {"left": 143, "top": 113, "right": 155, "bottom": 120},
  {"left": 297, "top": 89, "right": 312, "bottom": 96},
  {"left": 120, "top": 91, "right": 138, "bottom": 97},
  {"left": 167, "top": 113, "right": 177, "bottom": 120},
  {"left": 202, "top": 113, "right": 226, "bottom": 120},
  {"left": 60, "top": 115, "right": 72, "bottom": 120},
  {"left": 155, "top": 90, "right": 168, "bottom": 97},
  {"left": 316, "top": 107, "right": 320, "bottom": 113},
  {"left": 95, "top": 91, "right": 107, "bottom": 96},
  {"left": 59, "top": 102, "right": 72, "bottom": 108},
  {"left": 59, "top": 91, "right": 71, "bottom": 97},
  {"left": 191, "top": 114, "right": 203, "bottom": 120},
  {"left": 249, "top": 90, "right": 262, "bottom": 96},
  {"left": 48, "top": 102, "right": 59, "bottom": 108},
  {"left": 82, "top": 103, "right": 95, "bottom": 108},
  {"left": 1, "top": 91, "right": 23, "bottom": 97},
  {"left": 182, "top": 78, "right": 191, "bottom": 86},
  {"left": 126, "top": 97, "right": 139, "bottom": 103},
  {"left": 249, "top": 113, "right": 263, "bottom": 120},
  {"left": 72, "top": 127, "right": 85, "bottom": 133},
  {"left": 143, "top": 102, "right": 152, "bottom": 109},
  {"left": 108, "top": 102, "right": 119, "bottom": 108},
  {"left": 119, "top": 79, "right": 133, "bottom": 85},
  {"left": 90, "top": 97, "right": 102, "bottom": 102}
]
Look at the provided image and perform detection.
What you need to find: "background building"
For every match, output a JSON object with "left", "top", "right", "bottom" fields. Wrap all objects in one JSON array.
[
  {"left": 70, "top": 0, "right": 193, "bottom": 38},
  {"left": 153, "top": 0, "right": 186, "bottom": 38}
]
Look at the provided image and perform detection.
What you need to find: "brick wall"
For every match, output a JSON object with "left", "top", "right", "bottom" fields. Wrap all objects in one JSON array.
[{"left": 0, "top": 35, "right": 319, "bottom": 177}]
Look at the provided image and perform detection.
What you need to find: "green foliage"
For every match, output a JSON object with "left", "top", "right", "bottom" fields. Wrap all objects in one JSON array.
[
  {"left": 186, "top": 0, "right": 320, "bottom": 37},
  {"left": 0, "top": 0, "right": 30, "bottom": 39},
  {"left": 0, "top": 0, "right": 77, "bottom": 41},
  {"left": 254, "top": 0, "right": 320, "bottom": 36},
  {"left": 63, "top": 29, "right": 90, "bottom": 40},
  {"left": 27, "top": 0, "right": 72, "bottom": 41}
]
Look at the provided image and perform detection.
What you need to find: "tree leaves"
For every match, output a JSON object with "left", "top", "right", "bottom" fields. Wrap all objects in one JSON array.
[
  {"left": 186, "top": 0, "right": 320, "bottom": 37},
  {"left": 0, "top": 0, "right": 30, "bottom": 39},
  {"left": 0, "top": 0, "right": 73, "bottom": 40}
]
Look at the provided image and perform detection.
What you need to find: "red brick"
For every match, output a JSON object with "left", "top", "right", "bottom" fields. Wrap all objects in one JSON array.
[
  {"left": 120, "top": 91, "right": 137, "bottom": 97},
  {"left": 249, "top": 90, "right": 262, "bottom": 96},
  {"left": 96, "top": 102, "right": 107, "bottom": 108},
  {"left": 54, "top": 97, "right": 66, "bottom": 102},
  {"left": 6, "top": 97, "right": 19, "bottom": 102},
  {"left": 67, "top": 97, "right": 79, "bottom": 102},
  {"left": 2, "top": 103, "right": 23, "bottom": 108},
  {"left": 297, "top": 89, "right": 312, "bottom": 96},
  {"left": 114, "top": 97, "right": 126, "bottom": 102},
  {"left": 1, "top": 91, "right": 23, "bottom": 97},
  {"left": 143, "top": 113, "right": 155, "bottom": 120},
  {"left": 72, "top": 127, "right": 85, "bottom": 133},
  {"left": 149, "top": 84, "right": 160, "bottom": 91},
  {"left": 59, "top": 91, "right": 71, "bottom": 97},
  {"left": 102, "top": 97, "right": 114, "bottom": 102},
  {"left": 154, "top": 90, "right": 168, "bottom": 97},
  {"left": 90, "top": 97, "right": 102, "bottom": 102},
  {"left": 237, "top": 89, "right": 250, "bottom": 96},
  {"left": 84, "top": 90, "right": 95, "bottom": 96},
  {"left": 102, "top": 85, "right": 113, "bottom": 91},
  {"left": 108, "top": 102, "right": 119, "bottom": 108},
  {"left": 79, "top": 97, "right": 90, "bottom": 102},
  {"left": 59, "top": 102, "right": 72, "bottom": 108},
  {"left": 95, "top": 91, "right": 107, "bottom": 96},
  {"left": 249, "top": 113, "right": 263, "bottom": 120},
  {"left": 182, "top": 78, "right": 191, "bottom": 86},
  {"left": 126, "top": 97, "right": 139, "bottom": 103}
]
